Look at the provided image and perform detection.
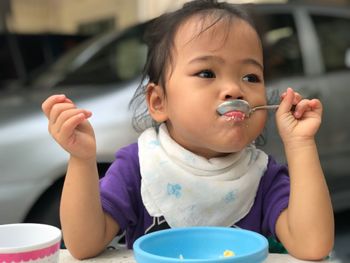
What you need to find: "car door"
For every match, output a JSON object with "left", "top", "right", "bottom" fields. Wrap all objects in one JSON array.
[
  {"left": 252, "top": 8, "right": 329, "bottom": 161},
  {"left": 307, "top": 10, "right": 350, "bottom": 210},
  {"left": 253, "top": 5, "right": 350, "bottom": 211}
]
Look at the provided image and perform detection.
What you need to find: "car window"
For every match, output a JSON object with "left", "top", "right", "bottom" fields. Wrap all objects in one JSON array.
[
  {"left": 257, "top": 13, "right": 303, "bottom": 81},
  {"left": 311, "top": 15, "right": 350, "bottom": 72},
  {"left": 113, "top": 38, "right": 147, "bottom": 80},
  {"left": 59, "top": 26, "right": 147, "bottom": 85}
]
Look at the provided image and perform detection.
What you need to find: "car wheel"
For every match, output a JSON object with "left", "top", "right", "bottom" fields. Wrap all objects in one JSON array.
[
  {"left": 23, "top": 163, "right": 111, "bottom": 228},
  {"left": 24, "top": 177, "right": 63, "bottom": 229}
]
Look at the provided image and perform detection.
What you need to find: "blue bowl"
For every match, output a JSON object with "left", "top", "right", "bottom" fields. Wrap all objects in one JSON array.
[{"left": 133, "top": 227, "right": 268, "bottom": 263}]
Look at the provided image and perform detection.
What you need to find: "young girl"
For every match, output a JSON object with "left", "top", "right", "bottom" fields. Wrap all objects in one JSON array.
[{"left": 41, "top": 0, "right": 334, "bottom": 260}]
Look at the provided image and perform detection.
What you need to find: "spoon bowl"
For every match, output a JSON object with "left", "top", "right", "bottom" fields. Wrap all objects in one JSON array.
[{"left": 217, "top": 100, "right": 279, "bottom": 118}]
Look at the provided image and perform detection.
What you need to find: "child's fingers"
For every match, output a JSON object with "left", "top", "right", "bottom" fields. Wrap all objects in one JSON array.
[
  {"left": 58, "top": 113, "right": 88, "bottom": 142},
  {"left": 278, "top": 87, "right": 295, "bottom": 113},
  {"left": 310, "top": 99, "right": 323, "bottom": 114},
  {"left": 53, "top": 108, "right": 92, "bottom": 134},
  {"left": 292, "top": 92, "right": 302, "bottom": 105},
  {"left": 293, "top": 99, "right": 311, "bottom": 119},
  {"left": 294, "top": 99, "right": 322, "bottom": 119},
  {"left": 49, "top": 102, "right": 77, "bottom": 126},
  {"left": 64, "top": 97, "right": 73, "bottom": 103},
  {"left": 280, "top": 88, "right": 302, "bottom": 105},
  {"left": 42, "top": 94, "right": 68, "bottom": 118}
]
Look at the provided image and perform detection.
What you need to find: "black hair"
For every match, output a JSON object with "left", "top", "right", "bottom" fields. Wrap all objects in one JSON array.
[{"left": 129, "top": 0, "right": 260, "bottom": 132}]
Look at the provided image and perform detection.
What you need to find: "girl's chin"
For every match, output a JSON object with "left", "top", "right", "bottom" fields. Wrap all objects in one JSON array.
[{"left": 208, "top": 146, "right": 248, "bottom": 158}]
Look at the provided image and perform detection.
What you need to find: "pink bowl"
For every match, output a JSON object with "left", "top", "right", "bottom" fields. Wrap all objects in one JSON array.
[{"left": 0, "top": 223, "right": 61, "bottom": 263}]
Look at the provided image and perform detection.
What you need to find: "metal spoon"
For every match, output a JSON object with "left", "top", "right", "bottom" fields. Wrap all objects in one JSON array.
[{"left": 217, "top": 99, "right": 279, "bottom": 117}]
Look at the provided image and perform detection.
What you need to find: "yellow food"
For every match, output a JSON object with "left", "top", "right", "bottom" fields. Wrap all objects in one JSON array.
[{"left": 223, "top": 249, "right": 235, "bottom": 257}]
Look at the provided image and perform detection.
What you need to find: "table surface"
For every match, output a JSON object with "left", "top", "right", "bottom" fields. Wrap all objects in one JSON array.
[{"left": 59, "top": 249, "right": 336, "bottom": 263}]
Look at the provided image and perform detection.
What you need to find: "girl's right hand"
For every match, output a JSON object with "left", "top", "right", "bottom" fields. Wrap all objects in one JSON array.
[{"left": 42, "top": 94, "right": 96, "bottom": 160}]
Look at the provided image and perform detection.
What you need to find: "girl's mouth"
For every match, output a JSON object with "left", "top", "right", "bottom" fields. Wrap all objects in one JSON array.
[
  {"left": 222, "top": 111, "right": 246, "bottom": 121},
  {"left": 217, "top": 100, "right": 249, "bottom": 122}
]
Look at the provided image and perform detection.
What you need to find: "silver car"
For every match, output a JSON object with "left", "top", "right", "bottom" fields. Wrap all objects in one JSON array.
[{"left": 1, "top": 3, "right": 350, "bottom": 227}]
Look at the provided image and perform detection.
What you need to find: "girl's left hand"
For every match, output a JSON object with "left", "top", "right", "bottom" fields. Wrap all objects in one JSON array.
[{"left": 276, "top": 87, "right": 322, "bottom": 145}]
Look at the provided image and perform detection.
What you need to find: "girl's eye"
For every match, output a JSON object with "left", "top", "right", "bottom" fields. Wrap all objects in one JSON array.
[
  {"left": 243, "top": 74, "right": 261, "bottom": 83},
  {"left": 196, "top": 70, "right": 216, "bottom": 78}
]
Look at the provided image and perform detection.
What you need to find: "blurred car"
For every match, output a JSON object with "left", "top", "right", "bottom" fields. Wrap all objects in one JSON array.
[
  {"left": 1, "top": 2, "right": 350, "bottom": 228},
  {"left": 0, "top": 33, "right": 90, "bottom": 90}
]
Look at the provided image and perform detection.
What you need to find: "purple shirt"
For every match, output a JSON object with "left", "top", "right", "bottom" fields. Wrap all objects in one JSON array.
[{"left": 100, "top": 143, "right": 290, "bottom": 248}]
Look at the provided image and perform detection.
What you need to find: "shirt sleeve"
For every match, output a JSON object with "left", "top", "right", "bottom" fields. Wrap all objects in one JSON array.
[
  {"left": 99, "top": 143, "right": 141, "bottom": 233},
  {"left": 261, "top": 156, "right": 290, "bottom": 238}
]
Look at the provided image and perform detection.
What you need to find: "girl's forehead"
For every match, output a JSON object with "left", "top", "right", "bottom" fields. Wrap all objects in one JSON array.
[
  {"left": 174, "top": 15, "right": 256, "bottom": 51},
  {"left": 175, "top": 15, "right": 228, "bottom": 45}
]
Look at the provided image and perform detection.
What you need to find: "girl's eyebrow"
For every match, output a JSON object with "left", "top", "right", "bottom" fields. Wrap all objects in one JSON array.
[
  {"left": 188, "top": 55, "right": 225, "bottom": 65},
  {"left": 240, "top": 58, "right": 264, "bottom": 71},
  {"left": 188, "top": 56, "right": 263, "bottom": 71}
]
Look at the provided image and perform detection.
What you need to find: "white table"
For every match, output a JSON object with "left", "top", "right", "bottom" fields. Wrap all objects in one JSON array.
[{"left": 59, "top": 249, "right": 337, "bottom": 263}]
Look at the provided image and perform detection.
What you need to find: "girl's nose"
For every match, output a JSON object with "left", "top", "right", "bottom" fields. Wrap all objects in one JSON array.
[{"left": 220, "top": 82, "right": 244, "bottom": 101}]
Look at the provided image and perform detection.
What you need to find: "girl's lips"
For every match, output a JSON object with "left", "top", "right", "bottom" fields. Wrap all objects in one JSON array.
[{"left": 222, "top": 111, "right": 246, "bottom": 121}]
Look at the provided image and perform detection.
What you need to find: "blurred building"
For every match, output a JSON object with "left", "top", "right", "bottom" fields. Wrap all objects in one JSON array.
[
  {"left": 2, "top": 0, "right": 347, "bottom": 86},
  {"left": 1, "top": 0, "right": 350, "bottom": 34},
  {"left": 4, "top": 0, "right": 138, "bottom": 35}
]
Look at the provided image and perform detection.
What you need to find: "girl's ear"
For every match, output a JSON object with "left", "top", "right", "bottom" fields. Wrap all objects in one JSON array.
[{"left": 146, "top": 83, "right": 168, "bottom": 123}]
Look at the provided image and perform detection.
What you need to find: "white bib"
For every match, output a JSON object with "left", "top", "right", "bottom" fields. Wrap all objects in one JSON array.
[{"left": 138, "top": 124, "right": 268, "bottom": 228}]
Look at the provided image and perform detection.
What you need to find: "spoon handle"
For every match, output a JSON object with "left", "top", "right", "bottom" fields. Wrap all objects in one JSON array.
[
  {"left": 251, "top": 104, "right": 296, "bottom": 113},
  {"left": 251, "top": 104, "right": 279, "bottom": 112}
]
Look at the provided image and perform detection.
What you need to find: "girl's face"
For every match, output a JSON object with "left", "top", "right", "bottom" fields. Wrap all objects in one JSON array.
[{"left": 148, "top": 15, "right": 267, "bottom": 159}]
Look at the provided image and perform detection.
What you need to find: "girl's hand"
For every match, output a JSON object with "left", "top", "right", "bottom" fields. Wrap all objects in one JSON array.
[
  {"left": 42, "top": 94, "right": 96, "bottom": 160},
  {"left": 276, "top": 87, "right": 322, "bottom": 146}
]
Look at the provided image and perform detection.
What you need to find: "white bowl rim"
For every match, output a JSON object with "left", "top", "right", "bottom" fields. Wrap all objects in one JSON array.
[{"left": 0, "top": 223, "right": 62, "bottom": 254}]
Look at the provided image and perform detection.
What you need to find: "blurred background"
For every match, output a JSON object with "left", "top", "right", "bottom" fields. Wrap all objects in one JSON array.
[{"left": 1, "top": 0, "right": 350, "bottom": 261}]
